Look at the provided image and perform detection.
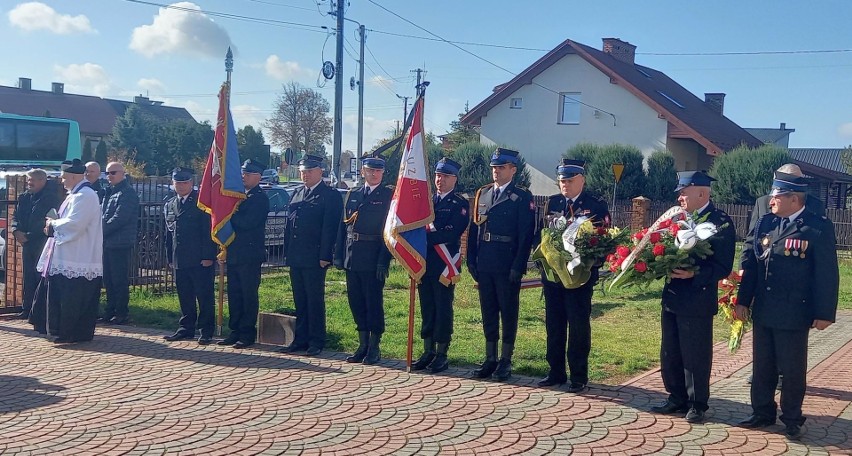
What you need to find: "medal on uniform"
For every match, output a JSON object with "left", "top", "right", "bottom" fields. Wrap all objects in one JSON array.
[
  {"left": 761, "top": 236, "right": 770, "bottom": 247},
  {"left": 791, "top": 239, "right": 800, "bottom": 257},
  {"left": 800, "top": 240, "right": 808, "bottom": 259},
  {"left": 784, "top": 239, "right": 792, "bottom": 256}
]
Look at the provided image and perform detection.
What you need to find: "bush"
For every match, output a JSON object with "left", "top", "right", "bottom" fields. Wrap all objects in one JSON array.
[
  {"left": 565, "top": 143, "right": 647, "bottom": 201},
  {"left": 709, "top": 144, "right": 790, "bottom": 204},
  {"left": 451, "top": 141, "right": 531, "bottom": 194},
  {"left": 645, "top": 149, "right": 678, "bottom": 203}
]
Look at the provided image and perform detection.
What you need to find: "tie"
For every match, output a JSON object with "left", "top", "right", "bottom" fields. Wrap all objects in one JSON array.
[
  {"left": 781, "top": 218, "right": 790, "bottom": 231},
  {"left": 364, "top": 186, "right": 371, "bottom": 196},
  {"left": 492, "top": 188, "right": 500, "bottom": 203},
  {"left": 304, "top": 187, "right": 311, "bottom": 199}
]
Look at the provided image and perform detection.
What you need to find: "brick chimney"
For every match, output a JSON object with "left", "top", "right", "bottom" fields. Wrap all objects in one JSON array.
[
  {"left": 51, "top": 82, "right": 64, "bottom": 94},
  {"left": 602, "top": 38, "right": 636, "bottom": 65},
  {"left": 18, "top": 77, "right": 32, "bottom": 91},
  {"left": 704, "top": 93, "right": 725, "bottom": 115}
]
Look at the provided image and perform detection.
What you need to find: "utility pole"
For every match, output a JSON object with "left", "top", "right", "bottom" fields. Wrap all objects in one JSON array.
[
  {"left": 411, "top": 68, "right": 425, "bottom": 96},
  {"left": 331, "top": 0, "right": 344, "bottom": 184},
  {"left": 355, "top": 24, "right": 366, "bottom": 186},
  {"left": 396, "top": 94, "right": 410, "bottom": 125}
]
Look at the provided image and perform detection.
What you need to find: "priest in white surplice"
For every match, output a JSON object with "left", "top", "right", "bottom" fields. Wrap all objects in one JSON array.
[{"left": 34, "top": 159, "right": 104, "bottom": 343}]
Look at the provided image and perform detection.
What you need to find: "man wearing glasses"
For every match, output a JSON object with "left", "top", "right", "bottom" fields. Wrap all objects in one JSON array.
[{"left": 99, "top": 162, "right": 139, "bottom": 325}]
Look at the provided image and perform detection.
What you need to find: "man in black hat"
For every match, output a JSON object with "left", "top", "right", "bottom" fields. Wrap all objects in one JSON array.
[
  {"left": 412, "top": 157, "right": 470, "bottom": 374},
  {"left": 282, "top": 154, "right": 343, "bottom": 356},
  {"left": 537, "top": 159, "right": 610, "bottom": 392},
  {"left": 467, "top": 147, "right": 536, "bottom": 382},
  {"left": 100, "top": 161, "right": 139, "bottom": 325},
  {"left": 217, "top": 159, "right": 269, "bottom": 349},
  {"left": 334, "top": 155, "right": 393, "bottom": 365},
  {"left": 32, "top": 159, "right": 103, "bottom": 343},
  {"left": 734, "top": 172, "right": 838, "bottom": 440},
  {"left": 11, "top": 169, "right": 60, "bottom": 319},
  {"left": 163, "top": 168, "right": 217, "bottom": 345},
  {"left": 650, "top": 171, "right": 736, "bottom": 424}
]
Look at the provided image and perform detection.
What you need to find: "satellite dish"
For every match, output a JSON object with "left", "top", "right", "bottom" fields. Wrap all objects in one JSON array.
[
  {"left": 322, "top": 61, "right": 335, "bottom": 80},
  {"left": 350, "top": 77, "right": 356, "bottom": 91}
]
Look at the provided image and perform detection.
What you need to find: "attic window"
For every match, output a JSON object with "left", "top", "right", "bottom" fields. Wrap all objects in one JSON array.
[
  {"left": 636, "top": 68, "right": 652, "bottom": 79},
  {"left": 558, "top": 92, "right": 581, "bottom": 124},
  {"left": 510, "top": 97, "right": 523, "bottom": 109},
  {"left": 657, "top": 90, "right": 685, "bottom": 109}
]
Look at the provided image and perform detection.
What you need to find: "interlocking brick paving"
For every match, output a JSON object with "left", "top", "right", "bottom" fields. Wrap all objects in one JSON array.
[{"left": 1, "top": 312, "right": 850, "bottom": 455}]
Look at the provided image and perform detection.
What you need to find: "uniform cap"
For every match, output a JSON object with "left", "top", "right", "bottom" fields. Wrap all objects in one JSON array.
[
  {"left": 435, "top": 157, "right": 461, "bottom": 176},
  {"left": 490, "top": 147, "right": 520, "bottom": 166},
  {"left": 674, "top": 171, "right": 715, "bottom": 192},
  {"left": 241, "top": 159, "right": 265, "bottom": 174},
  {"left": 557, "top": 158, "right": 585, "bottom": 179}
]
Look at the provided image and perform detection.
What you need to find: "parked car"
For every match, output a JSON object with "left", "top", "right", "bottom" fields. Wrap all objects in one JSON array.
[{"left": 260, "top": 169, "right": 280, "bottom": 185}]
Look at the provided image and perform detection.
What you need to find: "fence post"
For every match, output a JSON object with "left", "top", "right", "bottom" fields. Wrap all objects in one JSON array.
[{"left": 631, "top": 196, "right": 650, "bottom": 231}]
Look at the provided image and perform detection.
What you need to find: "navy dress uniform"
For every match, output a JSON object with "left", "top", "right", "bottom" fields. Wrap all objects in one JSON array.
[
  {"left": 466, "top": 148, "right": 536, "bottom": 381},
  {"left": 334, "top": 156, "right": 393, "bottom": 365},
  {"left": 414, "top": 158, "right": 470, "bottom": 373},
  {"left": 736, "top": 172, "right": 839, "bottom": 438},
  {"left": 218, "top": 159, "right": 269, "bottom": 348},
  {"left": 283, "top": 154, "right": 344, "bottom": 356},
  {"left": 538, "top": 159, "right": 610, "bottom": 392},
  {"left": 163, "top": 168, "right": 217, "bottom": 344},
  {"left": 652, "top": 171, "right": 736, "bottom": 421}
]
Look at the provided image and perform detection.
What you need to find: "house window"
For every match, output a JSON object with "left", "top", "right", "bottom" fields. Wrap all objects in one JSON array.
[
  {"left": 558, "top": 92, "right": 581, "bottom": 124},
  {"left": 510, "top": 98, "right": 523, "bottom": 109}
]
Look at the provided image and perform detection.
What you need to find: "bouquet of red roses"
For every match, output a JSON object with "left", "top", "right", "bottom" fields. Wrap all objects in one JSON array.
[
  {"left": 605, "top": 206, "right": 718, "bottom": 290},
  {"left": 718, "top": 270, "right": 749, "bottom": 353}
]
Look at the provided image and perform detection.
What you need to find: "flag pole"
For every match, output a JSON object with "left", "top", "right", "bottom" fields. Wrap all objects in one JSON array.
[
  {"left": 215, "top": 47, "right": 235, "bottom": 337},
  {"left": 407, "top": 278, "right": 416, "bottom": 372}
]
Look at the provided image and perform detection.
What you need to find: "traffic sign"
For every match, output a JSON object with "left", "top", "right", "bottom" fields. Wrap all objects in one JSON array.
[{"left": 612, "top": 163, "right": 624, "bottom": 183}]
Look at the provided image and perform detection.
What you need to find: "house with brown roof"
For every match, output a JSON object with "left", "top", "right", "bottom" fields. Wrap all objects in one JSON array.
[
  {"left": 0, "top": 77, "right": 196, "bottom": 149},
  {"left": 461, "top": 38, "right": 763, "bottom": 191}
]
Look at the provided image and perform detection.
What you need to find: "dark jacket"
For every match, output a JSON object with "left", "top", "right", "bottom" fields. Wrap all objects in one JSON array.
[
  {"left": 90, "top": 179, "right": 105, "bottom": 204},
  {"left": 102, "top": 178, "right": 140, "bottom": 249},
  {"left": 284, "top": 182, "right": 343, "bottom": 269},
  {"left": 334, "top": 184, "right": 393, "bottom": 272},
  {"left": 227, "top": 185, "right": 269, "bottom": 266},
  {"left": 164, "top": 190, "right": 217, "bottom": 269},
  {"left": 11, "top": 179, "right": 62, "bottom": 250},
  {"left": 424, "top": 190, "right": 470, "bottom": 278},
  {"left": 467, "top": 182, "right": 536, "bottom": 274},
  {"left": 538, "top": 192, "right": 610, "bottom": 288},
  {"left": 738, "top": 211, "right": 839, "bottom": 330},
  {"left": 661, "top": 202, "right": 736, "bottom": 317}
]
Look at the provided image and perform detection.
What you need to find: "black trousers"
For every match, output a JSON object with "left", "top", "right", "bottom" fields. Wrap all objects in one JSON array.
[
  {"left": 346, "top": 270, "right": 385, "bottom": 334},
  {"left": 21, "top": 241, "right": 46, "bottom": 313},
  {"left": 47, "top": 275, "right": 101, "bottom": 341},
  {"left": 417, "top": 274, "right": 455, "bottom": 343},
  {"left": 103, "top": 247, "right": 131, "bottom": 319},
  {"left": 660, "top": 310, "right": 714, "bottom": 411},
  {"left": 175, "top": 264, "right": 215, "bottom": 337},
  {"left": 542, "top": 281, "right": 592, "bottom": 385},
  {"left": 477, "top": 270, "right": 521, "bottom": 344},
  {"left": 751, "top": 324, "right": 809, "bottom": 426},
  {"left": 290, "top": 266, "right": 328, "bottom": 349},
  {"left": 226, "top": 262, "right": 262, "bottom": 343}
]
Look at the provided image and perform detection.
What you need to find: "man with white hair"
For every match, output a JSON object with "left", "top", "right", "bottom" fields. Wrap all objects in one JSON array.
[{"left": 84, "top": 161, "right": 105, "bottom": 203}]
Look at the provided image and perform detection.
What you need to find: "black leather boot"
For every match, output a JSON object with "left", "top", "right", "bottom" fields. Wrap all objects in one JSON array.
[
  {"left": 363, "top": 332, "right": 382, "bottom": 365},
  {"left": 346, "top": 331, "right": 370, "bottom": 363},
  {"left": 412, "top": 337, "right": 435, "bottom": 370},
  {"left": 492, "top": 343, "right": 514, "bottom": 381},
  {"left": 472, "top": 341, "right": 498, "bottom": 378},
  {"left": 429, "top": 342, "right": 450, "bottom": 373}
]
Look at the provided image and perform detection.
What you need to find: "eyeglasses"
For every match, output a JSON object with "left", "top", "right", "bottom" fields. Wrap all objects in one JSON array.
[{"left": 106, "top": 170, "right": 122, "bottom": 175}]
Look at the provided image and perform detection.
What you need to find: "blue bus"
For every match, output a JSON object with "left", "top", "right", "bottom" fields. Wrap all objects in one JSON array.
[{"left": 0, "top": 113, "right": 82, "bottom": 168}]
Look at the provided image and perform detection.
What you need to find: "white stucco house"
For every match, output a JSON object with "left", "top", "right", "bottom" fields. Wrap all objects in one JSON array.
[{"left": 461, "top": 38, "right": 763, "bottom": 193}]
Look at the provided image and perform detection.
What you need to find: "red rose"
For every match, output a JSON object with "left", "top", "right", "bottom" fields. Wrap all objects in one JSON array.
[
  {"left": 588, "top": 236, "right": 599, "bottom": 246},
  {"left": 669, "top": 224, "right": 680, "bottom": 236},
  {"left": 606, "top": 254, "right": 615, "bottom": 263},
  {"left": 659, "top": 219, "right": 671, "bottom": 229},
  {"left": 615, "top": 257, "right": 625, "bottom": 267},
  {"left": 652, "top": 244, "right": 666, "bottom": 256},
  {"left": 617, "top": 246, "right": 630, "bottom": 258},
  {"left": 634, "top": 261, "right": 648, "bottom": 273},
  {"left": 633, "top": 230, "right": 645, "bottom": 241},
  {"left": 609, "top": 263, "right": 619, "bottom": 272},
  {"left": 597, "top": 227, "right": 608, "bottom": 236},
  {"left": 649, "top": 232, "right": 661, "bottom": 243}
]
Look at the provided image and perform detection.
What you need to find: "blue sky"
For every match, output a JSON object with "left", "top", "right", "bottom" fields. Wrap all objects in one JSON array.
[{"left": 3, "top": 0, "right": 851, "bottom": 155}]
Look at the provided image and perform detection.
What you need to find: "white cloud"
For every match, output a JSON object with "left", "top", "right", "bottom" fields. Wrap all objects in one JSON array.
[
  {"left": 7, "top": 2, "right": 95, "bottom": 34},
  {"left": 129, "top": 2, "right": 232, "bottom": 58},
  {"left": 53, "top": 63, "right": 114, "bottom": 97},
  {"left": 264, "top": 55, "right": 309, "bottom": 81},
  {"left": 368, "top": 75, "right": 395, "bottom": 91},
  {"left": 343, "top": 113, "right": 397, "bottom": 153},
  {"left": 838, "top": 122, "right": 852, "bottom": 139},
  {"left": 137, "top": 78, "right": 166, "bottom": 95},
  {"left": 231, "top": 104, "right": 267, "bottom": 131}
]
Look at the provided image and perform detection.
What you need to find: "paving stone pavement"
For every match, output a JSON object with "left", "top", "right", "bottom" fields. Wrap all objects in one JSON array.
[{"left": 1, "top": 312, "right": 851, "bottom": 455}]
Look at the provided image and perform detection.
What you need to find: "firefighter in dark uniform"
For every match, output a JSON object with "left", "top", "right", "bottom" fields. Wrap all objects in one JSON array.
[
  {"left": 735, "top": 172, "right": 839, "bottom": 441},
  {"left": 413, "top": 158, "right": 470, "bottom": 374},
  {"left": 650, "top": 171, "right": 736, "bottom": 424},
  {"left": 162, "top": 167, "right": 217, "bottom": 345},
  {"left": 467, "top": 148, "right": 536, "bottom": 382},
  {"left": 334, "top": 155, "right": 393, "bottom": 365},
  {"left": 537, "top": 159, "right": 610, "bottom": 392},
  {"left": 217, "top": 159, "right": 269, "bottom": 349},
  {"left": 282, "top": 154, "right": 343, "bottom": 357}
]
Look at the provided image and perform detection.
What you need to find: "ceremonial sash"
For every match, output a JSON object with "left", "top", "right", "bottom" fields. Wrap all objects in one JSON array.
[{"left": 427, "top": 223, "right": 461, "bottom": 286}]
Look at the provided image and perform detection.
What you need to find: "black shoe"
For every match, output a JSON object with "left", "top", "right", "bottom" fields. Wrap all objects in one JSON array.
[
  {"left": 537, "top": 375, "right": 567, "bottom": 387},
  {"left": 233, "top": 341, "right": 253, "bottom": 349},
  {"left": 109, "top": 316, "right": 128, "bottom": 325},
  {"left": 281, "top": 344, "right": 307, "bottom": 353},
  {"left": 650, "top": 401, "right": 689, "bottom": 415},
  {"left": 97, "top": 317, "right": 112, "bottom": 324},
  {"left": 217, "top": 336, "right": 239, "bottom": 346},
  {"left": 197, "top": 336, "right": 213, "bottom": 345},
  {"left": 567, "top": 382, "right": 586, "bottom": 393},
  {"left": 492, "top": 358, "right": 512, "bottom": 382},
  {"left": 472, "top": 360, "right": 498, "bottom": 379},
  {"left": 737, "top": 415, "right": 776, "bottom": 428},
  {"left": 784, "top": 424, "right": 803, "bottom": 440},
  {"left": 428, "top": 355, "right": 449, "bottom": 374},
  {"left": 305, "top": 346, "right": 322, "bottom": 356},
  {"left": 412, "top": 352, "right": 435, "bottom": 371},
  {"left": 16, "top": 311, "right": 30, "bottom": 320},
  {"left": 685, "top": 408, "right": 705, "bottom": 423},
  {"left": 163, "top": 332, "right": 194, "bottom": 342}
]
